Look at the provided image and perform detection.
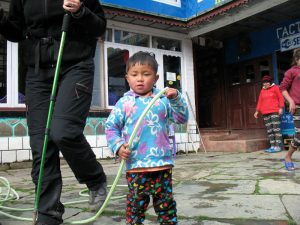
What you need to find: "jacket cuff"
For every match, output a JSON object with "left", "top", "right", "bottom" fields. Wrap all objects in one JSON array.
[{"left": 112, "top": 140, "right": 125, "bottom": 154}]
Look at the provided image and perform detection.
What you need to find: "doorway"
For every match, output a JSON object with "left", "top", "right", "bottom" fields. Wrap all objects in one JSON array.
[
  {"left": 193, "top": 44, "right": 226, "bottom": 128},
  {"left": 226, "top": 56, "right": 272, "bottom": 130}
]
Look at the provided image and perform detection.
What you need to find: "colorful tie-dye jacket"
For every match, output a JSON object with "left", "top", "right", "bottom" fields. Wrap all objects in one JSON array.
[{"left": 105, "top": 88, "right": 189, "bottom": 171}]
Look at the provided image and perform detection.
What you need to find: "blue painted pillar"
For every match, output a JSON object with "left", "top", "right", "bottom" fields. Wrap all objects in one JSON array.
[{"left": 272, "top": 52, "right": 278, "bottom": 84}]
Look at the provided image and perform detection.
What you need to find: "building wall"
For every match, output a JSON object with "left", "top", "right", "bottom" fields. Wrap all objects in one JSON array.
[
  {"left": 187, "top": 0, "right": 235, "bottom": 18},
  {"left": 101, "top": 0, "right": 235, "bottom": 19},
  {"left": 0, "top": 20, "right": 201, "bottom": 164},
  {"left": 101, "top": 0, "right": 186, "bottom": 18},
  {"left": 225, "top": 17, "right": 300, "bottom": 64},
  {"left": 0, "top": 117, "right": 200, "bottom": 164}
]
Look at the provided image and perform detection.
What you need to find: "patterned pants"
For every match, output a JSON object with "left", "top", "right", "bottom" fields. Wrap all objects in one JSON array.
[
  {"left": 262, "top": 113, "right": 282, "bottom": 147},
  {"left": 291, "top": 105, "right": 300, "bottom": 148},
  {"left": 126, "top": 169, "right": 177, "bottom": 225}
]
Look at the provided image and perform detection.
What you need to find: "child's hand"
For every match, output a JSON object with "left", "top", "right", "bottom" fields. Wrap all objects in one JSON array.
[
  {"left": 289, "top": 100, "right": 296, "bottom": 114},
  {"left": 278, "top": 108, "right": 283, "bottom": 115},
  {"left": 117, "top": 143, "right": 131, "bottom": 160},
  {"left": 165, "top": 88, "right": 178, "bottom": 99},
  {"left": 254, "top": 111, "right": 259, "bottom": 118}
]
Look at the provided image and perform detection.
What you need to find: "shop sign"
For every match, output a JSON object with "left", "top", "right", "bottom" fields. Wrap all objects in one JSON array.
[
  {"left": 276, "top": 20, "right": 300, "bottom": 52},
  {"left": 280, "top": 33, "right": 300, "bottom": 52},
  {"left": 276, "top": 21, "right": 300, "bottom": 39}
]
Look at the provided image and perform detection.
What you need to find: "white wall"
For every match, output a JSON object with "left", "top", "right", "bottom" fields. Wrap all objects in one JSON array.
[{"left": 0, "top": 132, "right": 201, "bottom": 163}]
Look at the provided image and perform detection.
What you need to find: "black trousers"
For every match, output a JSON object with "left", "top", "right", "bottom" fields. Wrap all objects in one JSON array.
[{"left": 25, "top": 58, "right": 106, "bottom": 225}]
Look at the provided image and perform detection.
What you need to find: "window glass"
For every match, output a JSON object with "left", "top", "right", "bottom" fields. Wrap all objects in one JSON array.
[
  {"left": 105, "top": 28, "right": 112, "bottom": 42},
  {"left": 115, "top": 30, "right": 149, "bottom": 47},
  {"left": 163, "top": 55, "right": 181, "bottom": 91},
  {"left": 259, "top": 60, "right": 270, "bottom": 77},
  {"left": 107, "top": 48, "right": 129, "bottom": 106},
  {"left": 229, "top": 65, "right": 240, "bottom": 86},
  {"left": 0, "top": 36, "right": 7, "bottom": 104},
  {"left": 152, "top": 36, "right": 181, "bottom": 52},
  {"left": 18, "top": 41, "right": 27, "bottom": 104},
  {"left": 245, "top": 64, "right": 255, "bottom": 83},
  {"left": 91, "top": 42, "right": 102, "bottom": 108}
]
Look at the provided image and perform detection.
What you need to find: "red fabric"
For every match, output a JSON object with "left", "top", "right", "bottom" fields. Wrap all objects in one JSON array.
[
  {"left": 279, "top": 66, "right": 300, "bottom": 104},
  {"left": 262, "top": 75, "right": 272, "bottom": 83},
  {"left": 256, "top": 85, "right": 284, "bottom": 115}
]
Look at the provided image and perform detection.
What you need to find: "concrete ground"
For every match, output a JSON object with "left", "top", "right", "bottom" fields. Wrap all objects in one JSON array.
[{"left": 0, "top": 150, "right": 300, "bottom": 225}]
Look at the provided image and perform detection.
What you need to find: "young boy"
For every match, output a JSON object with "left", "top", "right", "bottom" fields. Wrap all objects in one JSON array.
[{"left": 105, "top": 51, "right": 189, "bottom": 224}]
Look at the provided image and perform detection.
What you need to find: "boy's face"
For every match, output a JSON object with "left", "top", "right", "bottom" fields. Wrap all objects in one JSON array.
[{"left": 126, "top": 63, "right": 159, "bottom": 96}]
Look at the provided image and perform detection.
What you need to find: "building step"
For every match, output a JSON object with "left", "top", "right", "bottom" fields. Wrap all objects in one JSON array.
[
  {"left": 202, "top": 136, "right": 268, "bottom": 153},
  {"left": 200, "top": 129, "right": 269, "bottom": 152}
]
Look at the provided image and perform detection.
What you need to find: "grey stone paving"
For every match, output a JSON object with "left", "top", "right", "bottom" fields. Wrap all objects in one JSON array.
[{"left": 0, "top": 151, "right": 300, "bottom": 225}]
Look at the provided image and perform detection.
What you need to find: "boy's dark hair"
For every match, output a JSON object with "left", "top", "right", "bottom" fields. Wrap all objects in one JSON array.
[
  {"left": 292, "top": 48, "right": 300, "bottom": 66},
  {"left": 126, "top": 51, "right": 158, "bottom": 74}
]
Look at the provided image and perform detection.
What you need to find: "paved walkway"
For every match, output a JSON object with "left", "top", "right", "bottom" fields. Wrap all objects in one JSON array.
[{"left": 0, "top": 150, "right": 300, "bottom": 225}]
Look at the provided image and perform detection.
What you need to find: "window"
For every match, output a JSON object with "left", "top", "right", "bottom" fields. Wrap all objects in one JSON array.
[
  {"left": 2, "top": 26, "right": 185, "bottom": 110},
  {"left": 152, "top": 0, "right": 181, "bottom": 7},
  {"left": 115, "top": 30, "right": 150, "bottom": 47},
  {"left": 91, "top": 42, "right": 103, "bottom": 108},
  {"left": 0, "top": 36, "right": 7, "bottom": 104},
  {"left": 106, "top": 47, "right": 129, "bottom": 106},
  {"left": 104, "top": 28, "right": 113, "bottom": 42},
  {"left": 18, "top": 41, "right": 27, "bottom": 104},
  {"left": 104, "top": 28, "right": 184, "bottom": 108},
  {"left": 259, "top": 60, "right": 270, "bottom": 77},
  {"left": 0, "top": 41, "right": 22, "bottom": 108},
  {"left": 163, "top": 55, "right": 182, "bottom": 91},
  {"left": 245, "top": 64, "right": 255, "bottom": 83},
  {"left": 152, "top": 36, "right": 181, "bottom": 52}
]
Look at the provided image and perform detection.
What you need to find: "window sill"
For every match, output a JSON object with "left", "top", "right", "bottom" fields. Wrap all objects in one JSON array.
[{"left": 0, "top": 108, "right": 111, "bottom": 117}]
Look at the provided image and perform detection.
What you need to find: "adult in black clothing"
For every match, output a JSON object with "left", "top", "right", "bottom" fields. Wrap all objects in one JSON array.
[{"left": 0, "top": 0, "right": 107, "bottom": 224}]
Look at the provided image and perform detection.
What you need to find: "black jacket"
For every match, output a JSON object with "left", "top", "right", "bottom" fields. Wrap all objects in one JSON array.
[{"left": 0, "top": 0, "right": 106, "bottom": 67}]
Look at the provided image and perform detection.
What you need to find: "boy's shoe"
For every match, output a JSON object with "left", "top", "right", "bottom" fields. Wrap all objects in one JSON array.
[
  {"left": 266, "top": 146, "right": 281, "bottom": 153},
  {"left": 273, "top": 146, "right": 282, "bottom": 152},
  {"left": 264, "top": 147, "right": 274, "bottom": 152},
  {"left": 88, "top": 182, "right": 107, "bottom": 212},
  {"left": 284, "top": 161, "right": 295, "bottom": 171}
]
